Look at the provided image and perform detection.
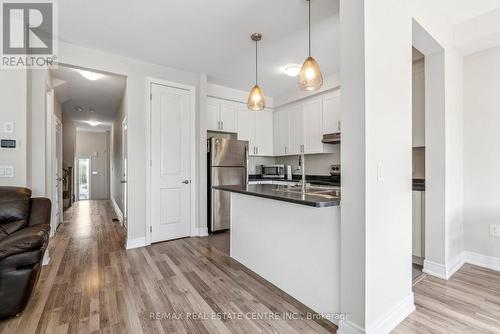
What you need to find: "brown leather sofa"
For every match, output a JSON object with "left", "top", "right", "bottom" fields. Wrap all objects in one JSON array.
[{"left": 0, "top": 187, "right": 51, "bottom": 320}]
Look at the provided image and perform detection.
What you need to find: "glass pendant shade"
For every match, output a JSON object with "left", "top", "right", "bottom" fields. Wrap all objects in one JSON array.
[
  {"left": 299, "top": 56, "right": 323, "bottom": 91},
  {"left": 247, "top": 84, "right": 266, "bottom": 111}
]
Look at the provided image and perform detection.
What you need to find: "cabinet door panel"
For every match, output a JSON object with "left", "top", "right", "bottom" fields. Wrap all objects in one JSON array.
[
  {"left": 237, "top": 106, "right": 256, "bottom": 155},
  {"left": 255, "top": 110, "right": 274, "bottom": 156},
  {"left": 207, "top": 97, "right": 220, "bottom": 131},
  {"left": 220, "top": 101, "right": 238, "bottom": 133},
  {"left": 288, "top": 105, "right": 303, "bottom": 155},
  {"left": 274, "top": 110, "right": 290, "bottom": 156},
  {"left": 303, "top": 99, "right": 323, "bottom": 153},
  {"left": 323, "top": 93, "right": 340, "bottom": 134}
]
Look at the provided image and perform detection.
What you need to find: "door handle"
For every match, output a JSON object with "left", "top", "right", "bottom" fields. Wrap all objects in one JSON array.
[{"left": 182, "top": 180, "right": 191, "bottom": 184}]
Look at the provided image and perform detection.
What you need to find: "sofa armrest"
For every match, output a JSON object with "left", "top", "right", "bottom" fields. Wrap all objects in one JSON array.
[
  {"left": 0, "top": 224, "right": 49, "bottom": 262},
  {"left": 28, "top": 198, "right": 51, "bottom": 227}
]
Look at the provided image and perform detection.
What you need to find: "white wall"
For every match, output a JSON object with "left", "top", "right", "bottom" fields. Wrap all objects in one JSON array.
[
  {"left": 32, "top": 42, "right": 205, "bottom": 244},
  {"left": 463, "top": 46, "right": 500, "bottom": 258},
  {"left": 111, "top": 90, "right": 127, "bottom": 212},
  {"left": 340, "top": 0, "right": 413, "bottom": 332},
  {"left": 0, "top": 70, "right": 27, "bottom": 187}
]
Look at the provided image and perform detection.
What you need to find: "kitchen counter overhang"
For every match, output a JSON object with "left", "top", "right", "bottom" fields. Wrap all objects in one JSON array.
[{"left": 212, "top": 184, "right": 340, "bottom": 207}]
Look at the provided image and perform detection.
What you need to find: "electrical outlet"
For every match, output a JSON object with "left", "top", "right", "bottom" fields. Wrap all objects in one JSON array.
[
  {"left": 0, "top": 166, "right": 14, "bottom": 178},
  {"left": 490, "top": 224, "right": 500, "bottom": 237}
]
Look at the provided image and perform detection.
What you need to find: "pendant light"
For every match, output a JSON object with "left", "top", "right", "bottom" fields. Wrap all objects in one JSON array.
[
  {"left": 247, "top": 33, "right": 266, "bottom": 111},
  {"left": 299, "top": 0, "right": 323, "bottom": 91}
]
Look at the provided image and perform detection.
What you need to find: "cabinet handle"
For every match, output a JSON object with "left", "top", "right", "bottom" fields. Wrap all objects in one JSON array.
[
  {"left": 338, "top": 120, "right": 341, "bottom": 131},
  {"left": 221, "top": 121, "right": 224, "bottom": 130},
  {"left": 256, "top": 147, "right": 259, "bottom": 155},
  {"left": 285, "top": 146, "right": 287, "bottom": 154},
  {"left": 217, "top": 121, "right": 220, "bottom": 130}
]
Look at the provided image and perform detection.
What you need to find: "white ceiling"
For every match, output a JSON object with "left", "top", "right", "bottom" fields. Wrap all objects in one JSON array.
[
  {"left": 50, "top": 65, "right": 126, "bottom": 131},
  {"left": 430, "top": 0, "right": 500, "bottom": 24},
  {"left": 58, "top": 0, "right": 339, "bottom": 97}
]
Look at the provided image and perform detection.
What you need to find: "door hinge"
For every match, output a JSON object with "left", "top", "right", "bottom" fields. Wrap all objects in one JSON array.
[
  {"left": 150, "top": 93, "right": 152, "bottom": 100},
  {"left": 150, "top": 160, "right": 152, "bottom": 167},
  {"left": 150, "top": 226, "right": 152, "bottom": 233}
]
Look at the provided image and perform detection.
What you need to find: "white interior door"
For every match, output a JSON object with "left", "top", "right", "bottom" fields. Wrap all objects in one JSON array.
[{"left": 150, "top": 83, "right": 192, "bottom": 242}]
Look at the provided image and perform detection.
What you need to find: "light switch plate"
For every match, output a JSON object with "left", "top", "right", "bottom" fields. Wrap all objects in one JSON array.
[
  {"left": 4, "top": 122, "right": 14, "bottom": 133},
  {"left": 490, "top": 224, "right": 500, "bottom": 237},
  {"left": 4, "top": 166, "right": 14, "bottom": 177}
]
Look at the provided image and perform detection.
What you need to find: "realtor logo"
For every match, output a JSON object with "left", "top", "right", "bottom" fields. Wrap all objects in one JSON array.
[{"left": 1, "top": 1, "right": 57, "bottom": 68}]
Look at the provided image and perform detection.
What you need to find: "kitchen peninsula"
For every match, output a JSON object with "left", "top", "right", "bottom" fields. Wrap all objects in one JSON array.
[{"left": 213, "top": 184, "right": 341, "bottom": 324}]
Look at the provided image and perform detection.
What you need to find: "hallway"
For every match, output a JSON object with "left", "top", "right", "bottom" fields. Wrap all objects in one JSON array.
[{"left": 0, "top": 201, "right": 336, "bottom": 334}]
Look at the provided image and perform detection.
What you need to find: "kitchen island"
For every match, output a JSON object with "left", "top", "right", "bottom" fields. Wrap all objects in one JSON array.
[{"left": 213, "top": 184, "right": 341, "bottom": 324}]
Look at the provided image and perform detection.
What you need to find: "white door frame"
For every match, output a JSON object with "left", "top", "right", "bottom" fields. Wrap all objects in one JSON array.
[
  {"left": 122, "top": 117, "right": 128, "bottom": 229},
  {"left": 76, "top": 155, "right": 92, "bottom": 201},
  {"left": 145, "top": 77, "right": 197, "bottom": 246}
]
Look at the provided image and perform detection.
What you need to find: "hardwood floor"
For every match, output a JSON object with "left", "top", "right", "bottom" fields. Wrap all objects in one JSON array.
[
  {"left": 395, "top": 264, "right": 500, "bottom": 333},
  {"left": 0, "top": 200, "right": 336, "bottom": 334}
]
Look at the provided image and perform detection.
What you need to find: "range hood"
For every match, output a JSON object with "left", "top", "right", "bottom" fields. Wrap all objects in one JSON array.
[{"left": 322, "top": 132, "right": 341, "bottom": 144}]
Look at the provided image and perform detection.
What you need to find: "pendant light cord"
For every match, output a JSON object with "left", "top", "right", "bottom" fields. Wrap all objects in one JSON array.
[
  {"left": 308, "top": 0, "right": 311, "bottom": 57},
  {"left": 255, "top": 39, "right": 258, "bottom": 85}
]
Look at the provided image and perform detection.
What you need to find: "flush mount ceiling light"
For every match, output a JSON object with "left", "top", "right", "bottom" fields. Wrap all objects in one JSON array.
[
  {"left": 79, "top": 70, "right": 105, "bottom": 81},
  {"left": 247, "top": 33, "right": 266, "bottom": 112},
  {"left": 86, "top": 120, "right": 100, "bottom": 127},
  {"left": 299, "top": 0, "right": 323, "bottom": 91},
  {"left": 282, "top": 64, "right": 301, "bottom": 77}
]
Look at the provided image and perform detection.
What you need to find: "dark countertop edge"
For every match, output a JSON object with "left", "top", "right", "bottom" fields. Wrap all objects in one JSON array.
[{"left": 213, "top": 185, "right": 340, "bottom": 208}]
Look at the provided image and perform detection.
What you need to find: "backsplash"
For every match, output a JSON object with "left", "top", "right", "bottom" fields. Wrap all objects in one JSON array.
[{"left": 248, "top": 146, "right": 340, "bottom": 176}]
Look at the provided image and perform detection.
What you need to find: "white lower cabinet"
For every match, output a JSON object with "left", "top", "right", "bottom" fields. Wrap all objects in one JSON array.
[{"left": 237, "top": 106, "right": 274, "bottom": 156}]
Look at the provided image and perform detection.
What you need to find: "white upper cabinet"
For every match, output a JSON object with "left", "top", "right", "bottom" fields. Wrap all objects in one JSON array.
[
  {"left": 206, "top": 97, "right": 238, "bottom": 133},
  {"left": 322, "top": 91, "right": 341, "bottom": 134},
  {"left": 274, "top": 109, "right": 289, "bottom": 156},
  {"left": 237, "top": 105, "right": 256, "bottom": 152},
  {"left": 303, "top": 98, "right": 324, "bottom": 154},
  {"left": 207, "top": 98, "right": 220, "bottom": 131},
  {"left": 288, "top": 105, "right": 304, "bottom": 155},
  {"left": 220, "top": 101, "right": 238, "bottom": 133},
  {"left": 237, "top": 106, "right": 274, "bottom": 156},
  {"left": 255, "top": 110, "right": 274, "bottom": 156},
  {"left": 412, "top": 61, "right": 425, "bottom": 147}
]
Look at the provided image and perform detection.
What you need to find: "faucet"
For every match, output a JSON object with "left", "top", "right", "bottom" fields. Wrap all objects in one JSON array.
[{"left": 297, "top": 153, "right": 306, "bottom": 194}]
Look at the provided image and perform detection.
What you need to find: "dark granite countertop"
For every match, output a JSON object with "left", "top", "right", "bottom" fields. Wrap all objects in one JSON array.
[{"left": 213, "top": 184, "right": 340, "bottom": 208}]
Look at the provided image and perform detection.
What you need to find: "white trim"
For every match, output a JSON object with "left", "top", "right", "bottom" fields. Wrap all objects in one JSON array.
[
  {"left": 337, "top": 293, "right": 415, "bottom": 334},
  {"left": 423, "top": 253, "right": 465, "bottom": 280},
  {"left": 145, "top": 77, "right": 197, "bottom": 246},
  {"left": 337, "top": 320, "right": 365, "bottom": 334},
  {"left": 111, "top": 197, "right": 124, "bottom": 222},
  {"left": 126, "top": 237, "right": 146, "bottom": 250},
  {"left": 465, "top": 251, "right": 500, "bottom": 272},
  {"left": 196, "top": 227, "right": 209, "bottom": 237},
  {"left": 366, "top": 293, "right": 415, "bottom": 334}
]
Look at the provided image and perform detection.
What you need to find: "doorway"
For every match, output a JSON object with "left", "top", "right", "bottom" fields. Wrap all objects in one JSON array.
[
  {"left": 77, "top": 157, "right": 91, "bottom": 200},
  {"left": 121, "top": 118, "right": 128, "bottom": 229}
]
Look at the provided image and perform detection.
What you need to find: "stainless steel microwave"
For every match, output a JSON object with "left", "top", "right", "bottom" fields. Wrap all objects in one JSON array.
[{"left": 261, "top": 164, "right": 285, "bottom": 179}]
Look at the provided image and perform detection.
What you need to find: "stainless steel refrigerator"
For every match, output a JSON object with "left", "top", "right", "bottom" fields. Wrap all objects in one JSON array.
[{"left": 208, "top": 138, "right": 248, "bottom": 233}]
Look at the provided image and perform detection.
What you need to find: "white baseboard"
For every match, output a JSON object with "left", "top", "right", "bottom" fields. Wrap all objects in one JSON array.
[
  {"left": 195, "top": 227, "right": 209, "bottom": 237},
  {"left": 110, "top": 197, "right": 124, "bottom": 222},
  {"left": 126, "top": 237, "right": 146, "bottom": 250},
  {"left": 464, "top": 251, "right": 500, "bottom": 272},
  {"left": 337, "top": 293, "right": 415, "bottom": 334},
  {"left": 367, "top": 293, "right": 415, "bottom": 334},
  {"left": 337, "top": 319, "right": 365, "bottom": 334},
  {"left": 423, "top": 253, "right": 465, "bottom": 280}
]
